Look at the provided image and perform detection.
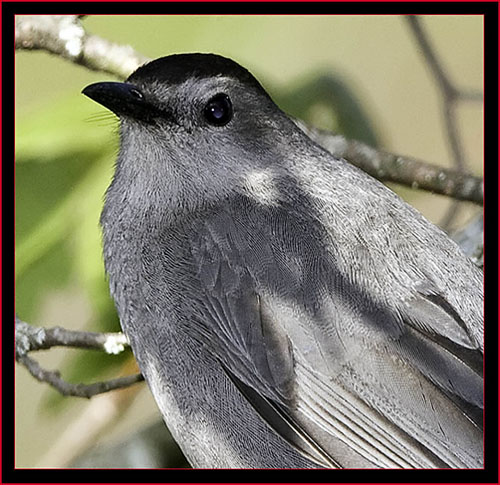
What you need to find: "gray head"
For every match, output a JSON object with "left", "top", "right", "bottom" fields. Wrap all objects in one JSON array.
[{"left": 83, "top": 54, "right": 304, "bottom": 213}]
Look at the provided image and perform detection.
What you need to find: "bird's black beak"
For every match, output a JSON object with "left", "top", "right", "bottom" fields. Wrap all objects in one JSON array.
[{"left": 82, "top": 82, "right": 153, "bottom": 120}]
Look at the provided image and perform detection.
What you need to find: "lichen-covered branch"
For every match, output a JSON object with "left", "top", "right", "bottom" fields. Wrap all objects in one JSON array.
[
  {"left": 15, "top": 15, "right": 150, "bottom": 79},
  {"left": 15, "top": 316, "right": 144, "bottom": 398},
  {"left": 15, "top": 316, "right": 129, "bottom": 355}
]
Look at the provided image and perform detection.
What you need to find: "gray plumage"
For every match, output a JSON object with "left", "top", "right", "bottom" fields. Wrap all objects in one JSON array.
[{"left": 83, "top": 54, "right": 483, "bottom": 468}]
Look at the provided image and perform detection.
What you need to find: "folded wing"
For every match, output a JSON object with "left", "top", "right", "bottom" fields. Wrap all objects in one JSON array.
[{"left": 187, "top": 196, "right": 483, "bottom": 468}]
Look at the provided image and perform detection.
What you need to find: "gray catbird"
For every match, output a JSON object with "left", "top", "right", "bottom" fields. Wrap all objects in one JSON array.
[{"left": 83, "top": 54, "right": 483, "bottom": 469}]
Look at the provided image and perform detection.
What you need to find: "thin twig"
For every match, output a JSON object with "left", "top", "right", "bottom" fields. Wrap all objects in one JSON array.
[
  {"left": 15, "top": 316, "right": 144, "bottom": 398},
  {"left": 406, "top": 16, "right": 458, "bottom": 101},
  {"left": 405, "top": 16, "right": 483, "bottom": 228},
  {"left": 15, "top": 317, "right": 129, "bottom": 355},
  {"left": 459, "top": 90, "right": 483, "bottom": 103},
  {"left": 17, "top": 354, "right": 144, "bottom": 398}
]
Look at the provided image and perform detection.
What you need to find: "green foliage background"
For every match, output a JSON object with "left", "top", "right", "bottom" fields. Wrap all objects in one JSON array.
[{"left": 15, "top": 15, "right": 483, "bottom": 467}]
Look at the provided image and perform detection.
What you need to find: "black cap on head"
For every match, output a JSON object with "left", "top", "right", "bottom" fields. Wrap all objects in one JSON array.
[{"left": 128, "top": 53, "right": 266, "bottom": 93}]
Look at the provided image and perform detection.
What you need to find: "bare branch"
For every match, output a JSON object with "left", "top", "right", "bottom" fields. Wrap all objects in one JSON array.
[
  {"left": 296, "top": 121, "right": 483, "bottom": 205},
  {"left": 406, "top": 16, "right": 457, "bottom": 100},
  {"left": 405, "top": 17, "right": 483, "bottom": 106},
  {"left": 15, "top": 316, "right": 144, "bottom": 398},
  {"left": 405, "top": 16, "right": 483, "bottom": 228},
  {"left": 15, "top": 316, "right": 129, "bottom": 356},
  {"left": 15, "top": 15, "right": 150, "bottom": 79},
  {"left": 459, "top": 90, "right": 483, "bottom": 103},
  {"left": 17, "top": 354, "right": 144, "bottom": 398}
]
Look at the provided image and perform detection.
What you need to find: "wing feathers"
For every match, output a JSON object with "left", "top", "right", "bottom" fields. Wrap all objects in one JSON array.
[
  {"left": 187, "top": 200, "right": 483, "bottom": 468},
  {"left": 296, "top": 362, "right": 442, "bottom": 468},
  {"left": 223, "top": 365, "right": 342, "bottom": 468}
]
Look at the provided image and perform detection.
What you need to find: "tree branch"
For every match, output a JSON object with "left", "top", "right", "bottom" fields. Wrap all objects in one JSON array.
[
  {"left": 15, "top": 316, "right": 144, "bottom": 398},
  {"left": 405, "top": 16, "right": 483, "bottom": 227},
  {"left": 17, "top": 353, "right": 144, "bottom": 399},
  {"left": 296, "top": 121, "right": 483, "bottom": 205},
  {"left": 15, "top": 15, "right": 149, "bottom": 79}
]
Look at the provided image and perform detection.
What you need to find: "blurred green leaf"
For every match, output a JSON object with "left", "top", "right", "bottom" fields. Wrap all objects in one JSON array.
[
  {"left": 15, "top": 153, "right": 114, "bottom": 279},
  {"left": 15, "top": 92, "right": 118, "bottom": 279},
  {"left": 16, "top": 94, "right": 118, "bottom": 162},
  {"left": 15, "top": 238, "right": 74, "bottom": 323}
]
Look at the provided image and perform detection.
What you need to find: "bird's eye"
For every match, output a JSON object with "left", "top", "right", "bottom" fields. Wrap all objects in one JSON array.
[{"left": 203, "top": 93, "right": 233, "bottom": 126}]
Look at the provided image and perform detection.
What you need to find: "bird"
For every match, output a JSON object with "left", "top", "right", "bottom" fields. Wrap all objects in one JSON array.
[{"left": 82, "top": 53, "right": 483, "bottom": 469}]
